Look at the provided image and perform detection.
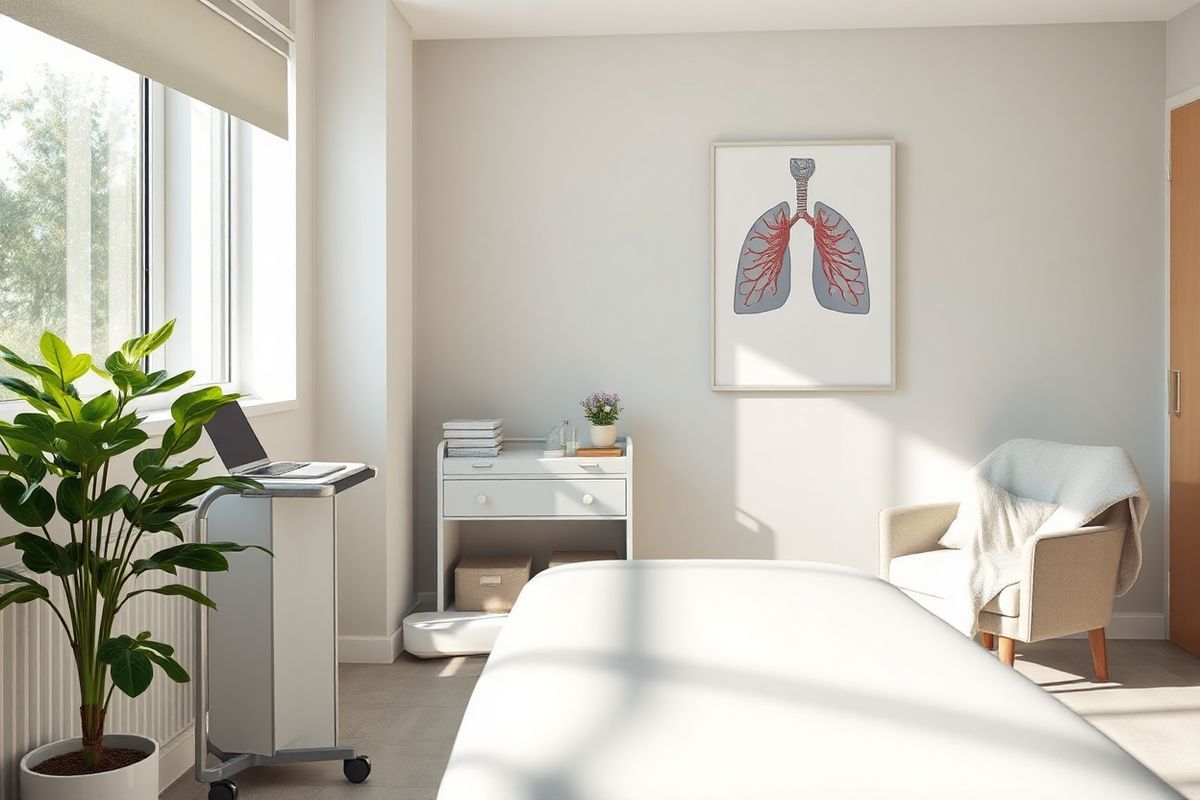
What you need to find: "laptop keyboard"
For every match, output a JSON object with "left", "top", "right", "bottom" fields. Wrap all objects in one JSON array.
[{"left": 245, "top": 461, "right": 305, "bottom": 477}]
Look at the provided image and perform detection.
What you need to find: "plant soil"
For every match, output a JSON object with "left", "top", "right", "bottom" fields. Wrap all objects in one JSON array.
[{"left": 31, "top": 747, "right": 149, "bottom": 776}]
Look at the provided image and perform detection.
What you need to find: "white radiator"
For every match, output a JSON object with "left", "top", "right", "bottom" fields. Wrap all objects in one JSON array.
[{"left": 0, "top": 530, "right": 196, "bottom": 799}]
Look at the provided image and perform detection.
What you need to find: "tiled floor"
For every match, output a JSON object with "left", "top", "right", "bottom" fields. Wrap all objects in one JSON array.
[
  {"left": 163, "top": 640, "right": 1200, "bottom": 799},
  {"left": 1014, "top": 639, "right": 1200, "bottom": 799},
  {"left": 162, "top": 655, "right": 484, "bottom": 800}
]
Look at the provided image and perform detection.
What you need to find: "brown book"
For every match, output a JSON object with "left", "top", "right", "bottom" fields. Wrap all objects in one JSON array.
[{"left": 575, "top": 446, "right": 622, "bottom": 457}]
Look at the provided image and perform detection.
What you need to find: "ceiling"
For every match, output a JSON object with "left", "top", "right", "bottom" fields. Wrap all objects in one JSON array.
[{"left": 398, "top": 0, "right": 1199, "bottom": 40}]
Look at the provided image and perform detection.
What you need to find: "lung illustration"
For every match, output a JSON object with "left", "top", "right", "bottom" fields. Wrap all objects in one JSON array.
[
  {"left": 809, "top": 201, "right": 869, "bottom": 314},
  {"left": 734, "top": 202, "right": 793, "bottom": 314},
  {"left": 733, "top": 157, "right": 870, "bottom": 315}
]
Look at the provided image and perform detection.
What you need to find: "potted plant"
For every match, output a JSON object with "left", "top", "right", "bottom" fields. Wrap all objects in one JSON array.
[
  {"left": 0, "top": 322, "right": 264, "bottom": 800},
  {"left": 580, "top": 391, "right": 622, "bottom": 448}
]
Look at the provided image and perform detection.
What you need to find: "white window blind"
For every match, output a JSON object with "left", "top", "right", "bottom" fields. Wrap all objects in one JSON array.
[{"left": 0, "top": 0, "right": 292, "bottom": 138}]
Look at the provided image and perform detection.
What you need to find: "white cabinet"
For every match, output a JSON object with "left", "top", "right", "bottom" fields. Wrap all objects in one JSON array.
[{"left": 403, "top": 437, "right": 634, "bottom": 657}]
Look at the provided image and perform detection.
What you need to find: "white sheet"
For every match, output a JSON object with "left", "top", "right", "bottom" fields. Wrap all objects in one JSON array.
[{"left": 438, "top": 560, "right": 1177, "bottom": 800}]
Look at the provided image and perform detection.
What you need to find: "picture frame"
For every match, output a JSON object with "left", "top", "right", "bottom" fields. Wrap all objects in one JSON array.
[{"left": 710, "top": 139, "right": 896, "bottom": 392}]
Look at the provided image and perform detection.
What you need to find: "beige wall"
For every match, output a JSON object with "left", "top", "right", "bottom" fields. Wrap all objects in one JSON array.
[
  {"left": 413, "top": 23, "right": 1168, "bottom": 624},
  {"left": 385, "top": 0, "right": 416, "bottom": 641},
  {"left": 316, "top": 0, "right": 414, "bottom": 660},
  {"left": 1168, "top": 2, "right": 1200, "bottom": 97}
]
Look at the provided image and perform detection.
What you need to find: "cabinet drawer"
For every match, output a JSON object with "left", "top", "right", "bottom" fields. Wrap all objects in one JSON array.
[
  {"left": 443, "top": 479, "right": 626, "bottom": 518},
  {"left": 442, "top": 456, "right": 627, "bottom": 477}
]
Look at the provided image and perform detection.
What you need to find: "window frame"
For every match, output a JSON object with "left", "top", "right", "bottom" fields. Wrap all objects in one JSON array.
[{"left": 143, "top": 80, "right": 237, "bottom": 402}]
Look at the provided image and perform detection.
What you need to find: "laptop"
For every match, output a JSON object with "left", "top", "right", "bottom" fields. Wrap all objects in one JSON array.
[{"left": 204, "top": 402, "right": 343, "bottom": 480}]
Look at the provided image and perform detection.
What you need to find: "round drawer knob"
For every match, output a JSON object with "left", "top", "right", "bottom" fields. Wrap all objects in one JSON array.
[
  {"left": 476, "top": 494, "right": 488, "bottom": 505},
  {"left": 582, "top": 494, "right": 595, "bottom": 505}
]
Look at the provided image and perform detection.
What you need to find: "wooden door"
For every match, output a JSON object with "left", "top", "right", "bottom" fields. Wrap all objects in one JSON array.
[{"left": 1170, "top": 99, "right": 1200, "bottom": 654}]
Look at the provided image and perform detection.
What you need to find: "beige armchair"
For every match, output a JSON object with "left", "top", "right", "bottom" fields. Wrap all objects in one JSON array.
[{"left": 879, "top": 501, "right": 1129, "bottom": 680}]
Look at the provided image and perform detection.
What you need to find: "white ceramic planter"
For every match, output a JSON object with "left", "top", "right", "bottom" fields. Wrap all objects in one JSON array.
[
  {"left": 590, "top": 425, "right": 617, "bottom": 447},
  {"left": 20, "top": 734, "right": 159, "bottom": 800}
]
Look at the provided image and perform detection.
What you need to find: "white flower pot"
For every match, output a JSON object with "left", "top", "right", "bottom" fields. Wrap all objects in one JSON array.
[
  {"left": 20, "top": 734, "right": 159, "bottom": 800},
  {"left": 590, "top": 425, "right": 616, "bottom": 447}
]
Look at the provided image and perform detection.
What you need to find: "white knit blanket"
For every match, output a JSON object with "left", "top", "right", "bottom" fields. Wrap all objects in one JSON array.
[{"left": 943, "top": 439, "right": 1148, "bottom": 636}]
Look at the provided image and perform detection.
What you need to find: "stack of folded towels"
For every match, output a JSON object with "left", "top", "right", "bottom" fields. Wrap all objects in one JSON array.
[{"left": 443, "top": 419, "right": 503, "bottom": 457}]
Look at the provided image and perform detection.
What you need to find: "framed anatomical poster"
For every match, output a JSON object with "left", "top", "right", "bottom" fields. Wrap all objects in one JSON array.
[{"left": 711, "top": 140, "right": 895, "bottom": 391}]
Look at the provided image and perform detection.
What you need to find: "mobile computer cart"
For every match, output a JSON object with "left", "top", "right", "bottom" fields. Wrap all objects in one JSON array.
[{"left": 193, "top": 465, "right": 376, "bottom": 800}]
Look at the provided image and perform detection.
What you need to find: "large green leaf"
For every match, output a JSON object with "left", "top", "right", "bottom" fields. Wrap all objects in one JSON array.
[
  {"left": 120, "top": 320, "right": 175, "bottom": 363},
  {"left": 178, "top": 397, "right": 237, "bottom": 427},
  {"left": 97, "top": 427, "right": 148, "bottom": 457},
  {"left": 0, "top": 477, "right": 55, "bottom": 527},
  {"left": 125, "top": 502, "right": 195, "bottom": 535},
  {"left": 0, "top": 346, "right": 59, "bottom": 384},
  {"left": 170, "top": 386, "right": 224, "bottom": 425},
  {"left": 124, "top": 583, "right": 216, "bottom": 609},
  {"left": 0, "top": 584, "right": 49, "bottom": 610},
  {"left": 0, "top": 567, "right": 39, "bottom": 587},
  {"left": 131, "top": 543, "right": 228, "bottom": 575},
  {"left": 53, "top": 420, "right": 100, "bottom": 466},
  {"left": 146, "top": 651, "right": 189, "bottom": 683},
  {"left": 130, "top": 541, "right": 270, "bottom": 576},
  {"left": 0, "top": 419, "right": 53, "bottom": 455},
  {"left": 89, "top": 485, "right": 131, "bottom": 519},
  {"left": 80, "top": 391, "right": 118, "bottom": 422},
  {"left": 147, "top": 477, "right": 258, "bottom": 509},
  {"left": 55, "top": 477, "right": 85, "bottom": 524},
  {"left": 92, "top": 558, "right": 119, "bottom": 599},
  {"left": 13, "top": 532, "right": 77, "bottom": 576},
  {"left": 15, "top": 413, "right": 56, "bottom": 438},
  {"left": 137, "top": 638, "right": 174, "bottom": 657},
  {"left": 45, "top": 383, "right": 84, "bottom": 421},
  {"left": 104, "top": 351, "right": 147, "bottom": 395},
  {"left": 136, "top": 370, "right": 193, "bottom": 398},
  {"left": 133, "top": 448, "right": 161, "bottom": 474},
  {"left": 136, "top": 457, "right": 208, "bottom": 486},
  {"left": 17, "top": 454, "right": 48, "bottom": 497},
  {"left": 39, "top": 332, "right": 91, "bottom": 385},
  {"left": 160, "top": 423, "right": 202, "bottom": 456},
  {"left": 104, "top": 350, "right": 137, "bottom": 374},
  {"left": 0, "top": 377, "right": 56, "bottom": 414},
  {"left": 98, "top": 636, "right": 154, "bottom": 698}
]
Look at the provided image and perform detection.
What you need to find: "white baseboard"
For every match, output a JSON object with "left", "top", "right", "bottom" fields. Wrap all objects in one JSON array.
[
  {"left": 1106, "top": 612, "right": 1166, "bottom": 639},
  {"left": 158, "top": 729, "right": 194, "bottom": 794},
  {"left": 338, "top": 623, "right": 404, "bottom": 664},
  {"left": 1065, "top": 612, "right": 1165, "bottom": 640}
]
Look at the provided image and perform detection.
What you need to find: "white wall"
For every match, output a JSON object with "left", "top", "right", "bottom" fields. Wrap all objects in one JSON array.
[
  {"left": 315, "top": 0, "right": 414, "bottom": 661},
  {"left": 414, "top": 23, "right": 1169, "bottom": 625},
  {"left": 384, "top": 3, "right": 416, "bottom": 639},
  {"left": 1168, "top": 2, "right": 1200, "bottom": 97}
]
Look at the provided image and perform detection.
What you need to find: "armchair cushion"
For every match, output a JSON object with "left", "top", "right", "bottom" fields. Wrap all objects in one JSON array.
[
  {"left": 889, "top": 550, "right": 1021, "bottom": 617},
  {"left": 937, "top": 474, "right": 1058, "bottom": 550}
]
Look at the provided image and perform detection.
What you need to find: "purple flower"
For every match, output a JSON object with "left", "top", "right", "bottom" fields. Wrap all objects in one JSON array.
[{"left": 581, "top": 391, "right": 622, "bottom": 425}]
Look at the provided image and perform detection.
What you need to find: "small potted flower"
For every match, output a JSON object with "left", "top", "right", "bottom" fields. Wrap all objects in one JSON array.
[{"left": 580, "top": 391, "right": 622, "bottom": 447}]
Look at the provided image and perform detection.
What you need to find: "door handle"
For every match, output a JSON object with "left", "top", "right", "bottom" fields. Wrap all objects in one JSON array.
[{"left": 1172, "top": 369, "right": 1182, "bottom": 416}]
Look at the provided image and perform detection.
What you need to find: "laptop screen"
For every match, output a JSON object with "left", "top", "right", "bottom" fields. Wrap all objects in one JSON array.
[{"left": 204, "top": 403, "right": 269, "bottom": 471}]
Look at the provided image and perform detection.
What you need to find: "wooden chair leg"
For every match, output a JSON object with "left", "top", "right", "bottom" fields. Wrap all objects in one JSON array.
[
  {"left": 980, "top": 632, "right": 996, "bottom": 651},
  {"left": 1088, "top": 627, "right": 1110, "bottom": 682},
  {"left": 998, "top": 636, "right": 1015, "bottom": 667}
]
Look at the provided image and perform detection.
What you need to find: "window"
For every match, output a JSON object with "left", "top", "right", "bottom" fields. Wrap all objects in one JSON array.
[
  {"left": 0, "top": 14, "right": 232, "bottom": 400},
  {"left": 0, "top": 15, "right": 143, "bottom": 372}
]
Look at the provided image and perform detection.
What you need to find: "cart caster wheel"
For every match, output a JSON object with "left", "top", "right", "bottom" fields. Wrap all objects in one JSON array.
[
  {"left": 344, "top": 755, "right": 371, "bottom": 783},
  {"left": 208, "top": 779, "right": 238, "bottom": 800}
]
